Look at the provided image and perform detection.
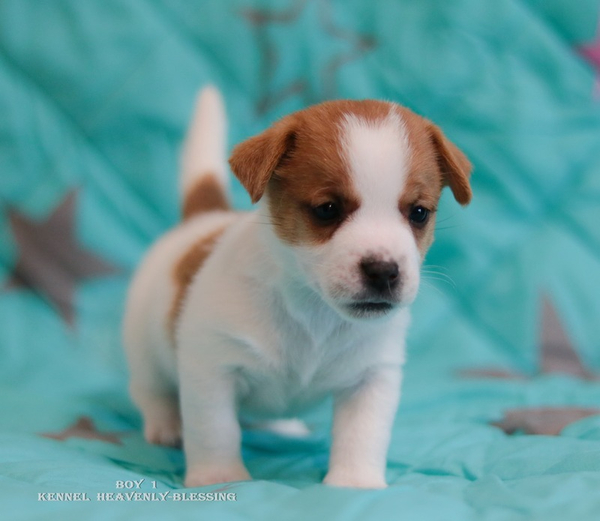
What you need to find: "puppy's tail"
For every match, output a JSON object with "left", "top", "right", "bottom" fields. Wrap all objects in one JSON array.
[{"left": 180, "top": 85, "right": 230, "bottom": 220}]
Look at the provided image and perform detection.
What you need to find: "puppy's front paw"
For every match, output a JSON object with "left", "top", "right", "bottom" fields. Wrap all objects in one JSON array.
[
  {"left": 184, "top": 463, "right": 251, "bottom": 488},
  {"left": 323, "top": 469, "right": 387, "bottom": 489}
]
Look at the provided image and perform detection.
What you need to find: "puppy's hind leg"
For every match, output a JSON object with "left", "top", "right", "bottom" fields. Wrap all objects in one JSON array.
[
  {"left": 131, "top": 382, "right": 181, "bottom": 448},
  {"left": 127, "top": 336, "right": 182, "bottom": 447}
]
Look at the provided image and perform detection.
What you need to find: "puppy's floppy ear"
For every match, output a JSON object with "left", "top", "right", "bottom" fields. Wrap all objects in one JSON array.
[
  {"left": 428, "top": 123, "right": 473, "bottom": 205},
  {"left": 229, "top": 116, "right": 297, "bottom": 203}
]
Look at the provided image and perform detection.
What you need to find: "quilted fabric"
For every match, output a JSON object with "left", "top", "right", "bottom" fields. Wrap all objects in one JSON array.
[{"left": 1, "top": 1, "right": 600, "bottom": 519}]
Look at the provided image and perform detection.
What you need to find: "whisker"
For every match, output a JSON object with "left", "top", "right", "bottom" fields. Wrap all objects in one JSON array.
[
  {"left": 422, "top": 264, "right": 451, "bottom": 272},
  {"left": 435, "top": 225, "right": 458, "bottom": 232},
  {"left": 420, "top": 280, "right": 446, "bottom": 298},
  {"left": 422, "top": 270, "right": 456, "bottom": 282},
  {"left": 421, "top": 269, "right": 451, "bottom": 275},
  {"left": 421, "top": 274, "right": 456, "bottom": 290},
  {"left": 435, "top": 214, "right": 457, "bottom": 224},
  {"left": 421, "top": 270, "right": 456, "bottom": 284}
]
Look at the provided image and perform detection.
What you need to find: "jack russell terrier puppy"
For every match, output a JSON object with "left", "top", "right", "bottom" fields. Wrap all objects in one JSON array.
[{"left": 123, "top": 86, "right": 472, "bottom": 489}]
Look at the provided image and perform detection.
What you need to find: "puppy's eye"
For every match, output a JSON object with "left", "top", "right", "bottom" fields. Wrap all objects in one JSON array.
[
  {"left": 312, "top": 202, "right": 341, "bottom": 222},
  {"left": 408, "top": 205, "right": 430, "bottom": 226}
]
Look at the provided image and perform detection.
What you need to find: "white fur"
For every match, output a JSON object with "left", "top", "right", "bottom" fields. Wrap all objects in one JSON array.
[
  {"left": 248, "top": 418, "right": 311, "bottom": 438},
  {"left": 123, "top": 92, "right": 420, "bottom": 489},
  {"left": 123, "top": 211, "right": 238, "bottom": 446},
  {"left": 180, "top": 85, "right": 229, "bottom": 195}
]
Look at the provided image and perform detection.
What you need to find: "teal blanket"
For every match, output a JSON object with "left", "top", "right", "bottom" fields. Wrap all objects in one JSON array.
[{"left": 2, "top": 1, "right": 600, "bottom": 519}]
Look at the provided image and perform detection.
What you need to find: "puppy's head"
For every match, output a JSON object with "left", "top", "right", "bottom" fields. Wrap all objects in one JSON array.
[{"left": 229, "top": 101, "right": 472, "bottom": 321}]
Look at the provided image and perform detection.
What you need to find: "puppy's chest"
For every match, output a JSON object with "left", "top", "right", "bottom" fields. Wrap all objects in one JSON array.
[{"left": 239, "top": 323, "right": 366, "bottom": 415}]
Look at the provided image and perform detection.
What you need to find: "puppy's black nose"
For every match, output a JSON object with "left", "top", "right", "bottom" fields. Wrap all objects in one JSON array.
[{"left": 360, "top": 260, "right": 400, "bottom": 292}]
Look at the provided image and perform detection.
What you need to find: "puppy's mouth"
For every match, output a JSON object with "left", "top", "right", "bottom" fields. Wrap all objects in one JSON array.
[{"left": 346, "top": 300, "right": 395, "bottom": 318}]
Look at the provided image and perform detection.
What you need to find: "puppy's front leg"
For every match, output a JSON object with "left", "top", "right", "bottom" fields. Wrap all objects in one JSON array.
[
  {"left": 324, "top": 366, "right": 401, "bottom": 489},
  {"left": 179, "top": 368, "right": 250, "bottom": 488}
]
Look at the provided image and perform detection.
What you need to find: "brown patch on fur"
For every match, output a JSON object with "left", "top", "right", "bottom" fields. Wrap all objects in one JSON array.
[
  {"left": 396, "top": 107, "right": 472, "bottom": 257},
  {"left": 229, "top": 100, "right": 393, "bottom": 207},
  {"left": 397, "top": 108, "right": 443, "bottom": 257},
  {"left": 182, "top": 174, "right": 229, "bottom": 220},
  {"left": 265, "top": 102, "right": 380, "bottom": 244},
  {"left": 167, "top": 226, "right": 227, "bottom": 345},
  {"left": 230, "top": 100, "right": 396, "bottom": 245},
  {"left": 229, "top": 118, "right": 297, "bottom": 204},
  {"left": 428, "top": 124, "right": 472, "bottom": 205},
  {"left": 228, "top": 99, "right": 471, "bottom": 249}
]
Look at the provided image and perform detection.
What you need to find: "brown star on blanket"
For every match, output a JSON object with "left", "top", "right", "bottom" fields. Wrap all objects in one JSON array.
[
  {"left": 243, "top": 0, "right": 376, "bottom": 114},
  {"left": 460, "top": 295, "right": 596, "bottom": 381},
  {"left": 40, "top": 417, "right": 126, "bottom": 445},
  {"left": 492, "top": 408, "right": 600, "bottom": 436},
  {"left": 459, "top": 295, "right": 600, "bottom": 435},
  {"left": 5, "top": 190, "right": 118, "bottom": 326}
]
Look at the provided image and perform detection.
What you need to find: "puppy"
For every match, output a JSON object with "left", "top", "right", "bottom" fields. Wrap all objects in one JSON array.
[{"left": 123, "top": 86, "right": 472, "bottom": 489}]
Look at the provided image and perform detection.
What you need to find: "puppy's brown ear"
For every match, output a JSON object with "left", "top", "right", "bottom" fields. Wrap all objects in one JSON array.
[
  {"left": 229, "top": 117, "right": 296, "bottom": 203},
  {"left": 428, "top": 123, "right": 473, "bottom": 205}
]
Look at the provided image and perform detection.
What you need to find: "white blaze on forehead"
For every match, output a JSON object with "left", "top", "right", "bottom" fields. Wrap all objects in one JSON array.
[{"left": 341, "top": 109, "right": 411, "bottom": 212}]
